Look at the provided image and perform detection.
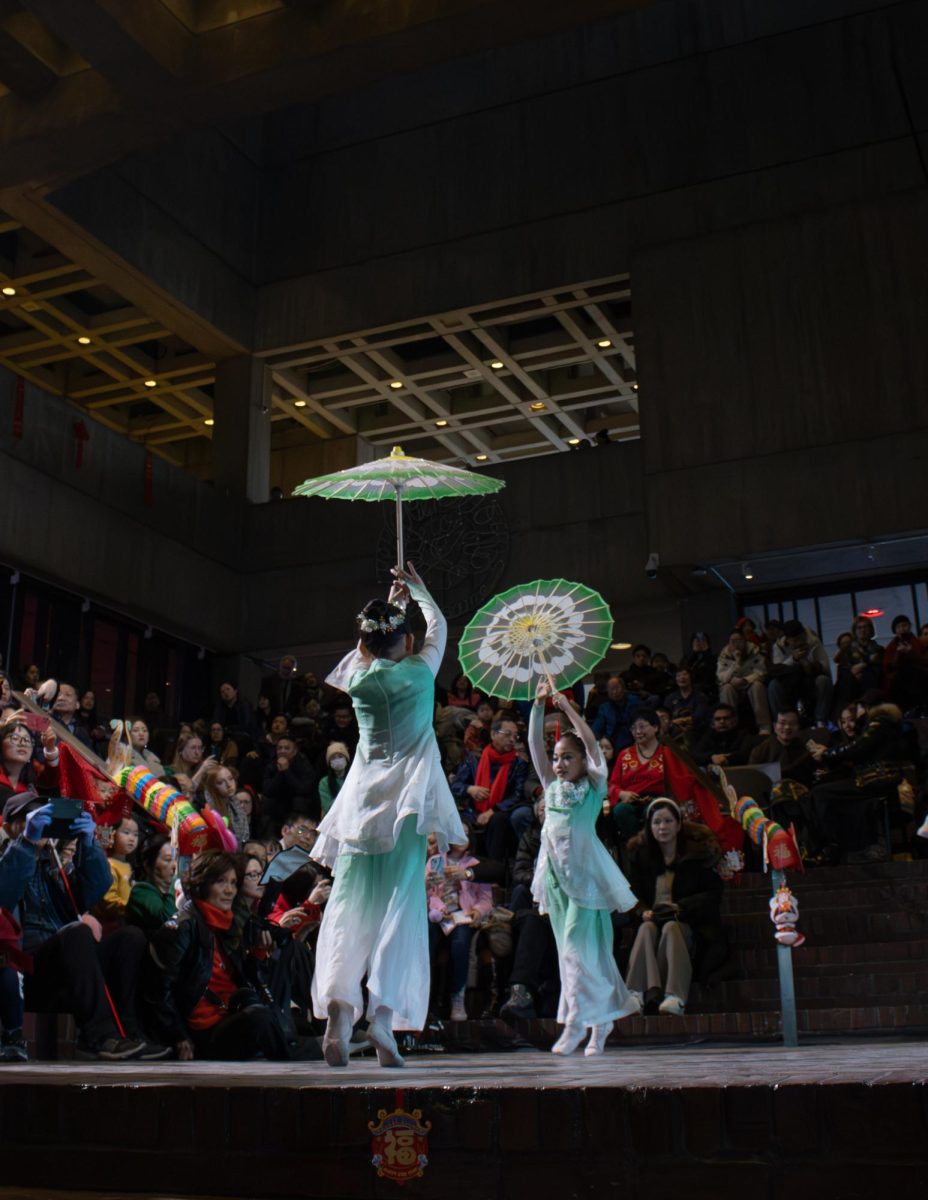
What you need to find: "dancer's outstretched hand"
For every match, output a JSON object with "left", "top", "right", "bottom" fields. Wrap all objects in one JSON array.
[
  {"left": 392, "top": 561, "right": 424, "bottom": 589},
  {"left": 535, "top": 679, "right": 552, "bottom": 704}
]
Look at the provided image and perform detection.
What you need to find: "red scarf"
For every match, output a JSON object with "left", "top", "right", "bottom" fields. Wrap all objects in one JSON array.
[
  {"left": 474, "top": 746, "right": 516, "bottom": 813},
  {"left": 194, "top": 899, "right": 234, "bottom": 931}
]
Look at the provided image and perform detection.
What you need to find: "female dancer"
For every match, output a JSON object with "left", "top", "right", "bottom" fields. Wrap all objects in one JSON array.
[
  {"left": 529, "top": 682, "right": 639, "bottom": 1056},
  {"left": 311, "top": 563, "right": 467, "bottom": 1068}
]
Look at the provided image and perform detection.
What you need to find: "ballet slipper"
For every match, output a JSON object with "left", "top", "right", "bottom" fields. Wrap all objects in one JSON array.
[
  {"left": 551, "top": 1023, "right": 585, "bottom": 1055},
  {"left": 322, "top": 1000, "right": 352, "bottom": 1067},
  {"left": 367, "top": 1021, "right": 406, "bottom": 1068},
  {"left": 584, "top": 1022, "right": 612, "bottom": 1057}
]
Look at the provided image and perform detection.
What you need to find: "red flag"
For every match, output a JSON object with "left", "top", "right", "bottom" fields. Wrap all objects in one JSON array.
[{"left": 57, "top": 742, "right": 131, "bottom": 826}]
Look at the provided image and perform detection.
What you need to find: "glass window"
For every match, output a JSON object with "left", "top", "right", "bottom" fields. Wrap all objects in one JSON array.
[
  {"left": 914, "top": 583, "right": 928, "bottom": 634},
  {"left": 818, "top": 593, "right": 855, "bottom": 666},
  {"left": 796, "top": 598, "right": 818, "bottom": 636},
  {"left": 742, "top": 604, "right": 765, "bottom": 632},
  {"left": 854, "top": 584, "right": 917, "bottom": 645}
]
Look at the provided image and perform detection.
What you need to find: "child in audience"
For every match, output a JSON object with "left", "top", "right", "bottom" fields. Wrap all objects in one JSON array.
[
  {"left": 97, "top": 813, "right": 140, "bottom": 931},
  {"left": 426, "top": 832, "right": 492, "bottom": 1020}
]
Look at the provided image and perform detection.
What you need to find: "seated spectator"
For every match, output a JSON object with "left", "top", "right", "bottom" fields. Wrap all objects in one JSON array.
[
  {"left": 608, "top": 710, "right": 743, "bottom": 850},
  {"left": 716, "top": 628, "right": 771, "bottom": 734},
  {"left": 664, "top": 667, "right": 712, "bottom": 737},
  {"left": 143, "top": 850, "right": 289, "bottom": 1062},
  {"left": 212, "top": 681, "right": 256, "bottom": 739},
  {"left": 76, "top": 690, "right": 107, "bottom": 756},
  {"left": 590, "top": 675, "right": 641, "bottom": 753},
  {"left": 20, "top": 664, "right": 41, "bottom": 692},
  {"left": 883, "top": 615, "right": 928, "bottom": 711},
  {"left": 647, "top": 653, "right": 677, "bottom": 702},
  {"left": 692, "top": 704, "right": 754, "bottom": 769},
  {"left": 228, "top": 787, "right": 254, "bottom": 847},
  {"left": 748, "top": 710, "right": 817, "bottom": 788},
  {"left": 446, "top": 672, "right": 482, "bottom": 710},
  {"left": 200, "top": 764, "right": 240, "bottom": 843},
  {"left": 126, "top": 835, "right": 177, "bottom": 934},
  {"left": 834, "top": 617, "right": 884, "bottom": 711},
  {"left": 280, "top": 814, "right": 319, "bottom": 855},
  {"left": 0, "top": 671, "right": 14, "bottom": 720},
  {"left": 95, "top": 813, "right": 141, "bottom": 932},
  {"left": 0, "top": 792, "right": 159, "bottom": 1060},
  {"left": 499, "top": 795, "right": 559, "bottom": 1021},
  {"left": 621, "top": 645, "right": 662, "bottom": 701},
  {"left": 46, "top": 682, "right": 92, "bottom": 750},
  {"left": 463, "top": 700, "right": 494, "bottom": 757},
  {"left": 0, "top": 906, "right": 29, "bottom": 1061},
  {"left": 318, "top": 742, "right": 351, "bottom": 817},
  {"left": 768, "top": 620, "right": 834, "bottom": 726},
  {"left": 426, "top": 834, "right": 492, "bottom": 1021},
  {"left": 254, "top": 694, "right": 273, "bottom": 738},
  {"left": 206, "top": 722, "right": 239, "bottom": 770},
  {"left": 128, "top": 719, "right": 163, "bottom": 775},
  {"left": 625, "top": 799, "right": 724, "bottom": 1016},
  {"left": 451, "top": 717, "right": 531, "bottom": 860},
  {"left": 262, "top": 735, "right": 319, "bottom": 828},
  {"left": 681, "top": 632, "right": 718, "bottom": 699},
  {"left": 323, "top": 702, "right": 359, "bottom": 752},
  {"left": 806, "top": 700, "right": 911, "bottom": 863},
  {"left": 0, "top": 719, "right": 59, "bottom": 807},
  {"left": 583, "top": 671, "right": 611, "bottom": 722},
  {"left": 735, "top": 616, "right": 763, "bottom": 647},
  {"left": 165, "top": 731, "right": 210, "bottom": 798}
]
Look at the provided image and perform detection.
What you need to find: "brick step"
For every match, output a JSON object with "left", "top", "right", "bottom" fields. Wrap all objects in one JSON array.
[
  {"left": 720, "top": 909, "right": 927, "bottom": 944},
  {"left": 442, "top": 1004, "right": 928, "bottom": 1048},
  {"left": 731, "top": 937, "right": 928, "bottom": 974},
  {"left": 728, "top": 860, "right": 928, "bottom": 895},
  {"left": 689, "top": 970, "right": 928, "bottom": 1010},
  {"left": 722, "top": 877, "right": 928, "bottom": 914}
]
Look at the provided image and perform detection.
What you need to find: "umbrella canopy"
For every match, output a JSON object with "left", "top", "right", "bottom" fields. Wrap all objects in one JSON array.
[
  {"left": 292, "top": 445, "right": 504, "bottom": 565},
  {"left": 458, "top": 578, "right": 613, "bottom": 702}
]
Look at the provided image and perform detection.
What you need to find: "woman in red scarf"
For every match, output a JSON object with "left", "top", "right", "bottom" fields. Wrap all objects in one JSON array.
[
  {"left": 143, "top": 851, "right": 289, "bottom": 1061},
  {"left": 0, "top": 719, "right": 60, "bottom": 810},
  {"left": 608, "top": 710, "right": 742, "bottom": 853}
]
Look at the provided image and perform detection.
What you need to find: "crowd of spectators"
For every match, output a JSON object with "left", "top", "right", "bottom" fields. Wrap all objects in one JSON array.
[{"left": 0, "top": 608, "right": 926, "bottom": 1064}]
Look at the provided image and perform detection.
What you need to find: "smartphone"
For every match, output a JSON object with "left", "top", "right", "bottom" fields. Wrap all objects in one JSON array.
[
  {"left": 46, "top": 797, "right": 84, "bottom": 839},
  {"left": 22, "top": 712, "right": 49, "bottom": 733},
  {"left": 428, "top": 854, "right": 444, "bottom": 878}
]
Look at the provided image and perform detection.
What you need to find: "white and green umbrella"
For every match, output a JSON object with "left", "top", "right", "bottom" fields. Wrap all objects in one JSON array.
[
  {"left": 292, "top": 445, "right": 504, "bottom": 566},
  {"left": 458, "top": 578, "right": 613, "bottom": 702}
]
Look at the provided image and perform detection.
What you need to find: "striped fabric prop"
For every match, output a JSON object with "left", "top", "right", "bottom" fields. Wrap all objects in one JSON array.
[{"left": 116, "top": 765, "right": 211, "bottom": 855}]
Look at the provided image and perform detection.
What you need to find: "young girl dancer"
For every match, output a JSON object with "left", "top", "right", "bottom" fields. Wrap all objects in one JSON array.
[
  {"left": 312, "top": 563, "right": 467, "bottom": 1068},
  {"left": 529, "top": 682, "right": 639, "bottom": 1055}
]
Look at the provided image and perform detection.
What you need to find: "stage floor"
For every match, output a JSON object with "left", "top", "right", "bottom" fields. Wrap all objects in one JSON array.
[
  {"left": 1, "top": 1041, "right": 926, "bottom": 1197},
  {"left": 1, "top": 1038, "right": 927, "bottom": 1088}
]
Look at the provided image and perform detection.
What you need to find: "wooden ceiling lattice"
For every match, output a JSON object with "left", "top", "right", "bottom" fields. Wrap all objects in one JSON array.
[{"left": 260, "top": 276, "right": 639, "bottom": 465}]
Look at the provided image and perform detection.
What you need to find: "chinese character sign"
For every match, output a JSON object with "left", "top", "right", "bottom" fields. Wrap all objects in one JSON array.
[{"left": 369, "top": 1106, "right": 431, "bottom": 1185}]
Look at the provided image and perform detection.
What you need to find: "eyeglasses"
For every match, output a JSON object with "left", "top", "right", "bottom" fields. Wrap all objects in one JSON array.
[
  {"left": 5, "top": 734, "right": 32, "bottom": 747},
  {"left": 243, "top": 870, "right": 263, "bottom": 880}
]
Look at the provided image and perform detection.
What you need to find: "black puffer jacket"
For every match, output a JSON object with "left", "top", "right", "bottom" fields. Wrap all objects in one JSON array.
[
  {"left": 819, "top": 703, "right": 910, "bottom": 786},
  {"left": 142, "top": 898, "right": 266, "bottom": 1045}
]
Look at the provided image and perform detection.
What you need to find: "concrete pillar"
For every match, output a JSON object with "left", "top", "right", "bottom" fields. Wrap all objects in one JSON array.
[{"left": 212, "top": 356, "right": 271, "bottom": 502}]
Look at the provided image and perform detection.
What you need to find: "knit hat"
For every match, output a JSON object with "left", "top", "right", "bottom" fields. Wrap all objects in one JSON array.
[{"left": 325, "top": 741, "right": 351, "bottom": 765}]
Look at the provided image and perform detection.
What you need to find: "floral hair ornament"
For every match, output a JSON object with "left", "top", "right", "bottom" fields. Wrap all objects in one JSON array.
[{"left": 357, "top": 610, "right": 406, "bottom": 635}]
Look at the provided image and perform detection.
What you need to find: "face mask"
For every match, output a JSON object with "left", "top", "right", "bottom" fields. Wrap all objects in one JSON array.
[{"left": 330, "top": 756, "right": 348, "bottom": 772}]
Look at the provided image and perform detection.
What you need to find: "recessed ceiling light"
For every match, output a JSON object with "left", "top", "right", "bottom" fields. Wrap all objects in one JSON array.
[
  {"left": 475, "top": 454, "right": 488, "bottom": 462},
  {"left": 389, "top": 380, "right": 403, "bottom": 390},
  {"left": 611, "top": 642, "right": 632, "bottom": 651},
  {"left": 203, "top": 417, "right": 214, "bottom": 426},
  {"left": 144, "top": 379, "right": 157, "bottom": 388},
  {"left": 1, "top": 286, "right": 16, "bottom": 296},
  {"left": 596, "top": 338, "right": 612, "bottom": 348},
  {"left": 77, "top": 336, "right": 92, "bottom": 345},
  {"left": 567, "top": 437, "right": 581, "bottom": 445},
  {"left": 632, "top": 382, "right": 639, "bottom": 391},
  {"left": 294, "top": 399, "right": 307, "bottom": 408},
  {"left": 529, "top": 402, "right": 546, "bottom": 412},
  {"left": 742, "top": 562, "right": 754, "bottom": 581},
  {"left": 489, "top": 360, "right": 505, "bottom": 370},
  {"left": 435, "top": 419, "right": 448, "bottom": 427}
]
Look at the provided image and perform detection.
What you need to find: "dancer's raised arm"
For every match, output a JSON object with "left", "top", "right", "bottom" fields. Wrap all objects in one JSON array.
[
  {"left": 392, "top": 561, "right": 446, "bottom": 676},
  {"left": 528, "top": 680, "right": 555, "bottom": 788},
  {"left": 549, "top": 687, "right": 607, "bottom": 787}
]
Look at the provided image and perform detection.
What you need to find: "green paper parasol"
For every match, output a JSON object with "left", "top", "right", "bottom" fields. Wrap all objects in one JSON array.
[
  {"left": 292, "top": 445, "right": 504, "bottom": 566},
  {"left": 458, "top": 578, "right": 613, "bottom": 702}
]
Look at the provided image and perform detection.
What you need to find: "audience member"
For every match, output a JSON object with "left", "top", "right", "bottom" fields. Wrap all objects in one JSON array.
[
  {"left": 664, "top": 667, "right": 711, "bottom": 737},
  {"left": 768, "top": 620, "right": 833, "bottom": 725},
  {"left": 680, "top": 633, "right": 717, "bottom": 699},
  {"left": 426, "top": 834, "right": 492, "bottom": 1020},
  {"left": 590, "top": 675, "right": 640, "bottom": 753},
  {"left": 452, "top": 717, "right": 531, "bottom": 860},
  {"left": 50, "top": 683, "right": 93, "bottom": 750},
  {"left": 716, "top": 628, "right": 771, "bottom": 734},
  {"left": 262, "top": 736, "right": 319, "bottom": 828},
  {"left": 883, "top": 615, "right": 928, "bottom": 710},
  {"left": 318, "top": 743, "right": 351, "bottom": 817},
  {"left": 213, "top": 682, "right": 256, "bottom": 739},
  {"left": 125, "top": 836, "right": 177, "bottom": 933},
  {"left": 748, "top": 710, "right": 817, "bottom": 787},
  {"left": 691, "top": 705, "right": 754, "bottom": 768},
  {"left": 621, "top": 645, "right": 661, "bottom": 701}
]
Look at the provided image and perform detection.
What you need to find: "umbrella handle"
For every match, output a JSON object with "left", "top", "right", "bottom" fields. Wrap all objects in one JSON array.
[
  {"left": 534, "top": 645, "right": 557, "bottom": 694},
  {"left": 394, "top": 485, "right": 404, "bottom": 572}
]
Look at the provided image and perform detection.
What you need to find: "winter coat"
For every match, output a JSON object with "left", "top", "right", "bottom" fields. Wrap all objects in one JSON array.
[
  {"left": 0, "top": 835, "right": 111, "bottom": 952},
  {"left": 819, "top": 703, "right": 910, "bottom": 786}
]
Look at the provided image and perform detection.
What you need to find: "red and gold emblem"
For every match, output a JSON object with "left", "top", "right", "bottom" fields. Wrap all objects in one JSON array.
[{"left": 369, "top": 1103, "right": 431, "bottom": 1185}]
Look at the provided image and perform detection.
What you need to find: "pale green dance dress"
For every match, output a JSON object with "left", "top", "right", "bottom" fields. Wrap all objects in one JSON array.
[
  {"left": 528, "top": 705, "right": 639, "bottom": 1028},
  {"left": 311, "top": 580, "right": 467, "bottom": 1030}
]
